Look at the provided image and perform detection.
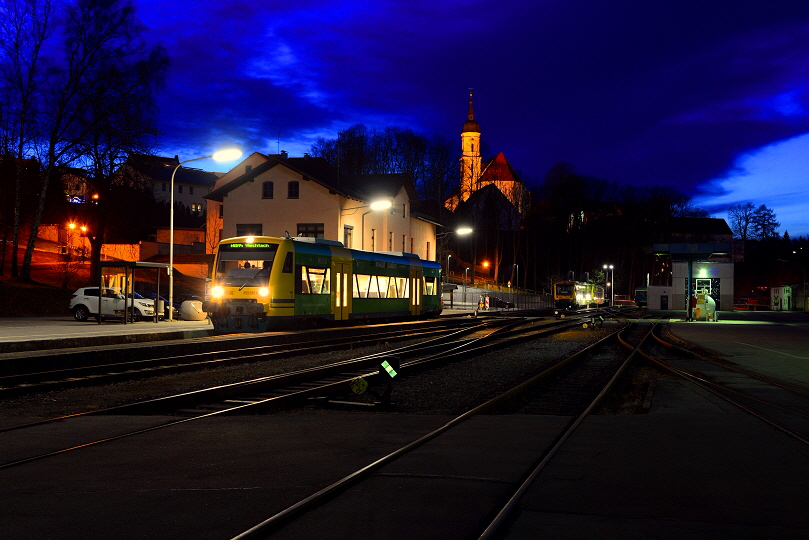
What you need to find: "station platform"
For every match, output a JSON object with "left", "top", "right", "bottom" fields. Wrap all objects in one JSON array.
[{"left": 1, "top": 311, "right": 808, "bottom": 539}]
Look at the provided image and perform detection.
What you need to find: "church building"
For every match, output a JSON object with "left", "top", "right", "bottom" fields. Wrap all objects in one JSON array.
[{"left": 445, "top": 92, "right": 528, "bottom": 215}]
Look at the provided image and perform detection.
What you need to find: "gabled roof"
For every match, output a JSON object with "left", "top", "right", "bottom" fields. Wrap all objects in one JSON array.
[
  {"left": 479, "top": 152, "right": 521, "bottom": 184},
  {"left": 205, "top": 156, "right": 421, "bottom": 207},
  {"left": 126, "top": 154, "right": 219, "bottom": 187}
]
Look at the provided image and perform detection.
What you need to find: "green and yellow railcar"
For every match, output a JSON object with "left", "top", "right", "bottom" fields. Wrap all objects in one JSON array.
[
  {"left": 553, "top": 281, "right": 605, "bottom": 310},
  {"left": 203, "top": 236, "right": 442, "bottom": 332}
]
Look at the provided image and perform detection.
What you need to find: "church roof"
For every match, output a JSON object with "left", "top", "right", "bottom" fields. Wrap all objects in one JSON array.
[{"left": 480, "top": 152, "right": 521, "bottom": 184}]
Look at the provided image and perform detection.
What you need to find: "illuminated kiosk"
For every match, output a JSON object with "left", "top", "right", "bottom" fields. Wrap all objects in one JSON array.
[{"left": 647, "top": 242, "right": 732, "bottom": 322}]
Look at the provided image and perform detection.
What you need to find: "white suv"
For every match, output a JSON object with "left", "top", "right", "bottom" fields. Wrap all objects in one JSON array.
[{"left": 69, "top": 287, "right": 159, "bottom": 322}]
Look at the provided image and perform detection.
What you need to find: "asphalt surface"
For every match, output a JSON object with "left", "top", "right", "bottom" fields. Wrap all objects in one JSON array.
[{"left": 1, "top": 310, "right": 808, "bottom": 539}]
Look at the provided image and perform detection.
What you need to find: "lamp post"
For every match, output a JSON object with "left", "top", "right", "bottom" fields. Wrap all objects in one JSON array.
[
  {"left": 360, "top": 199, "right": 392, "bottom": 250},
  {"left": 603, "top": 264, "right": 614, "bottom": 306},
  {"left": 464, "top": 267, "right": 469, "bottom": 304},
  {"left": 341, "top": 199, "right": 392, "bottom": 250},
  {"left": 437, "top": 226, "right": 472, "bottom": 284},
  {"left": 169, "top": 148, "right": 241, "bottom": 321}
]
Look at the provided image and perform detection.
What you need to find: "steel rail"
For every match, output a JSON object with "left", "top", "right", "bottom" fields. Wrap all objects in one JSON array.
[
  {"left": 636, "top": 349, "right": 809, "bottom": 447},
  {"left": 229, "top": 322, "right": 633, "bottom": 539},
  {"left": 478, "top": 320, "right": 655, "bottom": 539}
]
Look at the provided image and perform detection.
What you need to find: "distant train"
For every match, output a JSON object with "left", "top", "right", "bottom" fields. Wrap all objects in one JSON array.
[
  {"left": 553, "top": 281, "right": 605, "bottom": 310},
  {"left": 202, "top": 235, "right": 443, "bottom": 332}
]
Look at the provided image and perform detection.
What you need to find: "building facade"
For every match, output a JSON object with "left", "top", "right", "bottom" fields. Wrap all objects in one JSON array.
[{"left": 204, "top": 153, "right": 439, "bottom": 260}]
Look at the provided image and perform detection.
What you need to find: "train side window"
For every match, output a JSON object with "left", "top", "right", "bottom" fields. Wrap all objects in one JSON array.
[
  {"left": 425, "top": 277, "right": 436, "bottom": 295},
  {"left": 367, "top": 275, "right": 381, "bottom": 298},
  {"left": 377, "top": 276, "right": 390, "bottom": 298},
  {"left": 282, "top": 252, "right": 293, "bottom": 273},
  {"left": 299, "top": 266, "right": 311, "bottom": 294},
  {"left": 309, "top": 267, "right": 329, "bottom": 294},
  {"left": 398, "top": 277, "right": 409, "bottom": 298},
  {"left": 386, "top": 277, "right": 399, "bottom": 298},
  {"left": 355, "top": 274, "right": 370, "bottom": 298}
]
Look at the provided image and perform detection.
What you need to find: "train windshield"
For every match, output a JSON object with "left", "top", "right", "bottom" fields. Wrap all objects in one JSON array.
[
  {"left": 555, "top": 283, "right": 572, "bottom": 295},
  {"left": 216, "top": 243, "right": 278, "bottom": 287}
]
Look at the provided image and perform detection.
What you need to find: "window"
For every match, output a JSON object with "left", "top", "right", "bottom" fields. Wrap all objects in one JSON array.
[
  {"left": 219, "top": 204, "right": 224, "bottom": 218},
  {"left": 299, "top": 266, "right": 331, "bottom": 294},
  {"left": 178, "top": 185, "right": 183, "bottom": 194},
  {"left": 425, "top": 276, "right": 437, "bottom": 295},
  {"left": 402, "top": 235, "right": 406, "bottom": 252},
  {"left": 162, "top": 183, "right": 166, "bottom": 191},
  {"left": 262, "top": 181, "right": 273, "bottom": 199},
  {"left": 189, "top": 186, "right": 194, "bottom": 195},
  {"left": 371, "top": 229, "right": 376, "bottom": 251},
  {"left": 343, "top": 226, "right": 353, "bottom": 248},
  {"left": 288, "top": 181, "right": 299, "bottom": 199},
  {"left": 297, "top": 223, "right": 324, "bottom": 238},
  {"left": 388, "top": 232, "right": 393, "bottom": 251},
  {"left": 236, "top": 223, "right": 263, "bottom": 236},
  {"left": 426, "top": 241, "right": 430, "bottom": 261}
]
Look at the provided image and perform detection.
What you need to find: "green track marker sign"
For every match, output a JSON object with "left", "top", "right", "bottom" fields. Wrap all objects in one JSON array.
[{"left": 380, "top": 359, "right": 398, "bottom": 378}]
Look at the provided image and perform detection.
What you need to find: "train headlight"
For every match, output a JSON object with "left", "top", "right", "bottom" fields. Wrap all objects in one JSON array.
[
  {"left": 259, "top": 287, "right": 269, "bottom": 297},
  {"left": 246, "top": 236, "right": 255, "bottom": 244},
  {"left": 212, "top": 285, "right": 224, "bottom": 299}
]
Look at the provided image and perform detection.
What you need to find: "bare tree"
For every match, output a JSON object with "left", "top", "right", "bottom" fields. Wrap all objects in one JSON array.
[
  {"left": 727, "top": 202, "right": 756, "bottom": 240},
  {"left": 8, "top": 0, "right": 167, "bottom": 281},
  {"left": 0, "top": 0, "right": 55, "bottom": 276}
]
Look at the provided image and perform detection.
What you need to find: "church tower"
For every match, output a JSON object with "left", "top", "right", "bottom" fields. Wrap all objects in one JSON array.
[{"left": 459, "top": 90, "right": 481, "bottom": 203}]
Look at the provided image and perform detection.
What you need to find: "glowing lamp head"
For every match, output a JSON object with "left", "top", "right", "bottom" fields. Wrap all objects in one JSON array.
[
  {"left": 212, "top": 148, "right": 243, "bottom": 162},
  {"left": 68, "top": 223, "right": 76, "bottom": 230},
  {"left": 211, "top": 285, "right": 224, "bottom": 299},
  {"left": 456, "top": 227, "right": 473, "bottom": 235},
  {"left": 370, "top": 200, "right": 392, "bottom": 211},
  {"left": 245, "top": 236, "right": 255, "bottom": 244}
]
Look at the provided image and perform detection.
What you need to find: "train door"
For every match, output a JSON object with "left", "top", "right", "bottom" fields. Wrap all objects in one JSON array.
[
  {"left": 333, "top": 261, "right": 352, "bottom": 320},
  {"left": 410, "top": 269, "right": 423, "bottom": 315}
]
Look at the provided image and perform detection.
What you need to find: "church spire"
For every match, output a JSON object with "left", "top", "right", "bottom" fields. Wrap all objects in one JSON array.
[{"left": 463, "top": 88, "right": 480, "bottom": 133}]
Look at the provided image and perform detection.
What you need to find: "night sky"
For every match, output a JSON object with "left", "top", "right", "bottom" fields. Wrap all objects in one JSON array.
[{"left": 135, "top": 0, "right": 809, "bottom": 237}]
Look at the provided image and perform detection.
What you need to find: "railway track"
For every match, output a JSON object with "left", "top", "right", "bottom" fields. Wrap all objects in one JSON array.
[
  {"left": 228, "top": 320, "right": 647, "bottom": 539},
  {"left": 639, "top": 325, "right": 809, "bottom": 445},
  {"left": 0, "top": 315, "right": 585, "bottom": 470},
  {"left": 0, "top": 318, "right": 487, "bottom": 396}
]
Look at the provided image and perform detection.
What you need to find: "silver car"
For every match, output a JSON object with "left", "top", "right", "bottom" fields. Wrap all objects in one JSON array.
[{"left": 69, "top": 287, "right": 158, "bottom": 322}]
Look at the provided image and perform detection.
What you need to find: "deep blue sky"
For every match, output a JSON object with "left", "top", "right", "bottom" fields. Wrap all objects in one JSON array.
[{"left": 135, "top": 0, "right": 809, "bottom": 238}]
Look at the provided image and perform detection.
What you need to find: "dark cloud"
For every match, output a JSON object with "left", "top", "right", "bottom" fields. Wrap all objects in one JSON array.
[{"left": 134, "top": 1, "right": 809, "bottom": 234}]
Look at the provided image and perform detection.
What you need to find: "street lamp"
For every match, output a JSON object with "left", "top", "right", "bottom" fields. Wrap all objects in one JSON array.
[
  {"left": 169, "top": 148, "right": 242, "bottom": 321},
  {"left": 341, "top": 198, "right": 392, "bottom": 250},
  {"left": 464, "top": 267, "right": 470, "bottom": 304},
  {"left": 603, "top": 264, "right": 614, "bottom": 306},
  {"left": 436, "top": 226, "right": 473, "bottom": 239}
]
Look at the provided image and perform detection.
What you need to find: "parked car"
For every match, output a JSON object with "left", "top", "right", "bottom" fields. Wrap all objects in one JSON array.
[{"left": 69, "top": 287, "right": 160, "bottom": 322}]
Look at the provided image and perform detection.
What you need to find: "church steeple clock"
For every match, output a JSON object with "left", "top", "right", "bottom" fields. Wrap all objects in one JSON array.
[{"left": 460, "top": 89, "right": 481, "bottom": 203}]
